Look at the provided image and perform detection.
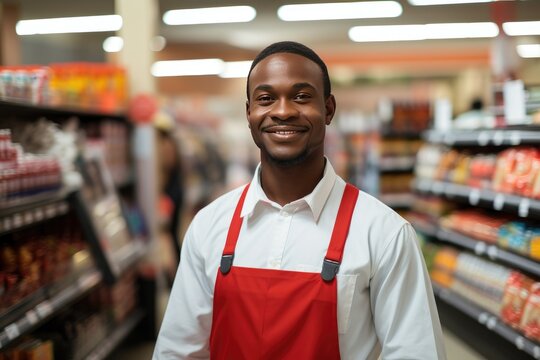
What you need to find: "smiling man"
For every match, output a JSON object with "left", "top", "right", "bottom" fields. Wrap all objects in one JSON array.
[{"left": 153, "top": 41, "right": 446, "bottom": 360}]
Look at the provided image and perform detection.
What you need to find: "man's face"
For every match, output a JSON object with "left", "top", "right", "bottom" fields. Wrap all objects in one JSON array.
[{"left": 246, "top": 52, "right": 335, "bottom": 166}]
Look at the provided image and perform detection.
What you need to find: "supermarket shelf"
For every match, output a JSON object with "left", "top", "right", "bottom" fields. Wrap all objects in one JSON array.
[
  {"left": 379, "top": 156, "right": 416, "bottom": 172},
  {"left": 381, "top": 130, "right": 422, "bottom": 139},
  {"left": 379, "top": 193, "right": 414, "bottom": 208},
  {"left": 0, "top": 187, "right": 77, "bottom": 216},
  {"left": 414, "top": 179, "right": 540, "bottom": 219},
  {"left": 0, "top": 267, "right": 102, "bottom": 350},
  {"left": 432, "top": 282, "right": 540, "bottom": 359},
  {"left": 82, "top": 309, "right": 145, "bottom": 360},
  {"left": 414, "top": 220, "right": 540, "bottom": 277},
  {"left": 0, "top": 99, "right": 126, "bottom": 122},
  {"left": 0, "top": 198, "right": 71, "bottom": 236},
  {"left": 114, "top": 240, "right": 147, "bottom": 275},
  {"left": 424, "top": 128, "right": 540, "bottom": 147}
]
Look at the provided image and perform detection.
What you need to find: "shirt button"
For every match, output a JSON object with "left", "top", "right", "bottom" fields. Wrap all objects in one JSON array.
[{"left": 281, "top": 211, "right": 290, "bottom": 217}]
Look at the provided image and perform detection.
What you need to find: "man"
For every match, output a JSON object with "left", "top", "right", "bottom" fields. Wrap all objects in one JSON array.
[{"left": 153, "top": 41, "right": 446, "bottom": 359}]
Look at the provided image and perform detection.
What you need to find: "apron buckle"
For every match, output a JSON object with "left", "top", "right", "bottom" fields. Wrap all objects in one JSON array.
[
  {"left": 321, "top": 258, "right": 340, "bottom": 281},
  {"left": 220, "top": 254, "right": 234, "bottom": 274}
]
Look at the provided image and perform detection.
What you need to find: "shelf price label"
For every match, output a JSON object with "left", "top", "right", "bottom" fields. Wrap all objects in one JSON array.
[
  {"left": 25, "top": 310, "right": 39, "bottom": 325},
  {"left": 486, "top": 316, "right": 497, "bottom": 330},
  {"left": 4, "top": 324, "right": 20, "bottom": 340},
  {"left": 474, "top": 241, "right": 487, "bottom": 256},
  {"left": 533, "top": 346, "right": 540, "bottom": 359},
  {"left": 478, "top": 312, "right": 489, "bottom": 325},
  {"left": 494, "top": 194, "right": 505, "bottom": 211},
  {"left": 519, "top": 198, "right": 530, "bottom": 218},
  {"left": 510, "top": 131, "right": 522, "bottom": 146},
  {"left": 493, "top": 131, "right": 504, "bottom": 146},
  {"left": 477, "top": 131, "right": 490, "bottom": 146},
  {"left": 468, "top": 189, "right": 480, "bottom": 206},
  {"left": 487, "top": 246, "right": 498, "bottom": 260},
  {"left": 36, "top": 301, "right": 52, "bottom": 318},
  {"left": 515, "top": 336, "right": 525, "bottom": 350}
]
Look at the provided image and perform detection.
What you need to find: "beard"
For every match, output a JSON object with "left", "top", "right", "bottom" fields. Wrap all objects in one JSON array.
[{"left": 265, "top": 148, "right": 309, "bottom": 167}]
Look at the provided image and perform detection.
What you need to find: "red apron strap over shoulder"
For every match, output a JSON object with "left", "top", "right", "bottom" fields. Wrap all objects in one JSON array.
[
  {"left": 321, "top": 183, "right": 359, "bottom": 281},
  {"left": 220, "top": 183, "right": 250, "bottom": 274}
]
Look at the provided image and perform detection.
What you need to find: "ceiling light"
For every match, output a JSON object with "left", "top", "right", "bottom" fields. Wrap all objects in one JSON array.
[
  {"left": 516, "top": 44, "right": 540, "bottom": 58},
  {"left": 103, "top": 36, "right": 123, "bottom": 53},
  {"left": 503, "top": 21, "right": 540, "bottom": 36},
  {"left": 219, "top": 61, "right": 253, "bottom": 78},
  {"left": 151, "top": 59, "right": 225, "bottom": 77},
  {"left": 408, "top": 0, "right": 492, "bottom": 5},
  {"left": 163, "top": 6, "right": 256, "bottom": 25},
  {"left": 349, "top": 22, "right": 498, "bottom": 42},
  {"left": 16, "top": 15, "right": 122, "bottom": 35},
  {"left": 277, "top": 1, "right": 402, "bottom": 21}
]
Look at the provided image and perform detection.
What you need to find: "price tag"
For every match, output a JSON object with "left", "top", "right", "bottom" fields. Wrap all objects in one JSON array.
[
  {"left": 24, "top": 211, "right": 33, "bottom": 225},
  {"left": 510, "top": 131, "right": 522, "bottom": 145},
  {"left": 533, "top": 346, "right": 540, "bottom": 359},
  {"left": 477, "top": 131, "right": 490, "bottom": 146},
  {"left": 13, "top": 213, "right": 22, "bottom": 228},
  {"left": 36, "top": 301, "right": 52, "bottom": 318},
  {"left": 487, "top": 246, "right": 498, "bottom": 260},
  {"left": 494, "top": 194, "right": 505, "bottom": 211},
  {"left": 45, "top": 205, "right": 56, "bottom": 218},
  {"left": 515, "top": 336, "right": 525, "bottom": 350},
  {"left": 34, "top": 208, "right": 44, "bottom": 221},
  {"left": 432, "top": 182, "right": 444, "bottom": 194},
  {"left": 475, "top": 241, "right": 487, "bottom": 256},
  {"left": 486, "top": 316, "right": 497, "bottom": 330},
  {"left": 58, "top": 202, "right": 68, "bottom": 213},
  {"left": 25, "top": 310, "right": 39, "bottom": 325},
  {"left": 519, "top": 198, "right": 530, "bottom": 218},
  {"left": 478, "top": 312, "right": 489, "bottom": 324},
  {"left": 468, "top": 189, "right": 480, "bottom": 206},
  {"left": 5, "top": 323, "right": 20, "bottom": 340},
  {"left": 493, "top": 131, "right": 504, "bottom": 146},
  {"left": 3, "top": 217, "right": 12, "bottom": 231}
]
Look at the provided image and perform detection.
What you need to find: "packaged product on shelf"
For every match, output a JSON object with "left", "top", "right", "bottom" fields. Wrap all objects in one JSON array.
[
  {"left": 520, "top": 283, "right": 540, "bottom": 342},
  {"left": 430, "top": 246, "right": 458, "bottom": 288},
  {"left": 500, "top": 272, "right": 535, "bottom": 329},
  {"left": 493, "top": 147, "right": 540, "bottom": 199},
  {"left": 440, "top": 210, "right": 510, "bottom": 244},
  {"left": 498, "top": 222, "right": 540, "bottom": 256},
  {"left": 468, "top": 154, "right": 497, "bottom": 189}
]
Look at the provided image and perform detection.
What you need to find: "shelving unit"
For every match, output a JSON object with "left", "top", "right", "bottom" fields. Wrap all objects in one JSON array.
[
  {"left": 379, "top": 156, "right": 416, "bottom": 173},
  {"left": 0, "top": 265, "right": 101, "bottom": 350},
  {"left": 432, "top": 282, "right": 540, "bottom": 359},
  {"left": 0, "top": 99, "right": 150, "bottom": 356},
  {"left": 414, "top": 179, "right": 540, "bottom": 219},
  {"left": 414, "top": 126, "right": 540, "bottom": 358},
  {"left": 82, "top": 309, "right": 145, "bottom": 360}
]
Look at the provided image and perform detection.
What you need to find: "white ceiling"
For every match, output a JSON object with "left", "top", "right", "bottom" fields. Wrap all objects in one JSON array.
[{"left": 9, "top": 0, "right": 540, "bottom": 66}]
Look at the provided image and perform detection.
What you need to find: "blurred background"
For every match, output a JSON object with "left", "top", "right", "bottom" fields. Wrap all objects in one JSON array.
[{"left": 1, "top": 0, "right": 540, "bottom": 359}]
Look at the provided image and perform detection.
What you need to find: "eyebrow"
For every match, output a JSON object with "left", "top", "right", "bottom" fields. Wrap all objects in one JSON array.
[{"left": 253, "top": 82, "right": 317, "bottom": 93}]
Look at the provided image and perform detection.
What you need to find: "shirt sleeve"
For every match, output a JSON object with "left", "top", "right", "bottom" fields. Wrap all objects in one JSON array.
[
  {"left": 153, "top": 220, "right": 213, "bottom": 360},
  {"left": 370, "top": 223, "right": 447, "bottom": 360}
]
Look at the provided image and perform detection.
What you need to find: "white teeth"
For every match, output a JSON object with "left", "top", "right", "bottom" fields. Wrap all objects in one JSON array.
[{"left": 276, "top": 131, "right": 296, "bottom": 135}]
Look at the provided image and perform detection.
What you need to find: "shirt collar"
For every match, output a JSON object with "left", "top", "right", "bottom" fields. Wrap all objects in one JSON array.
[{"left": 241, "top": 158, "right": 337, "bottom": 222}]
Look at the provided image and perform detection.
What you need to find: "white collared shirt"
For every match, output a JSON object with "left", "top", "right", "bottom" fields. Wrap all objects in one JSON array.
[{"left": 153, "top": 161, "right": 447, "bottom": 360}]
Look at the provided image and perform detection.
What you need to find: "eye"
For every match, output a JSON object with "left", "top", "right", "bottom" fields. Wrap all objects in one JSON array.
[
  {"left": 256, "top": 94, "right": 274, "bottom": 104},
  {"left": 294, "top": 93, "right": 312, "bottom": 102}
]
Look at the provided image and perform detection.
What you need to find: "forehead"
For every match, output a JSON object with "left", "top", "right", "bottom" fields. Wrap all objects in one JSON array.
[{"left": 249, "top": 52, "right": 324, "bottom": 91}]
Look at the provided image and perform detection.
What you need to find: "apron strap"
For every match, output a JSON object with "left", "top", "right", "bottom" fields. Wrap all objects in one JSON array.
[
  {"left": 322, "top": 183, "right": 359, "bottom": 281},
  {"left": 220, "top": 183, "right": 250, "bottom": 274}
]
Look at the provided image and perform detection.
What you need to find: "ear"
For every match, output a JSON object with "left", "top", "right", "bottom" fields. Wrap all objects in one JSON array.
[
  {"left": 324, "top": 94, "right": 336, "bottom": 125},
  {"left": 246, "top": 100, "right": 251, "bottom": 128}
]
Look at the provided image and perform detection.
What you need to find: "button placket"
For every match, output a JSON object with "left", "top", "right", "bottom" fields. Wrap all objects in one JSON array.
[{"left": 267, "top": 208, "right": 294, "bottom": 269}]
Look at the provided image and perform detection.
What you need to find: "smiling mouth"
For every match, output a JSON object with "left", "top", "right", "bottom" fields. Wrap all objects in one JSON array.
[{"left": 263, "top": 126, "right": 308, "bottom": 134}]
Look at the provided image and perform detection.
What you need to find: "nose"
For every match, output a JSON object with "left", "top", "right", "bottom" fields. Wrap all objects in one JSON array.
[{"left": 271, "top": 98, "right": 298, "bottom": 121}]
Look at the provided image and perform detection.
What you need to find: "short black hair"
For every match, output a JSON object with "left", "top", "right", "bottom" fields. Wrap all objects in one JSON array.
[{"left": 246, "top": 41, "right": 331, "bottom": 100}]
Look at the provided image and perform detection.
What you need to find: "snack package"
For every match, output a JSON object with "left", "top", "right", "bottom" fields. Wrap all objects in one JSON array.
[
  {"left": 520, "top": 283, "right": 540, "bottom": 342},
  {"left": 500, "top": 272, "right": 534, "bottom": 328},
  {"left": 493, "top": 147, "right": 540, "bottom": 198},
  {"left": 430, "top": 247, "right": 458, "bottom": 288}
]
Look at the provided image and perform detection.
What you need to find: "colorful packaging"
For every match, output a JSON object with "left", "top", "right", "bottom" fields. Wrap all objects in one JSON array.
[
  {"left": 500, "top": 272, "right": 534, "bottom": 328},
  {"left": 520, "top": 283, "right": 540, "bottom": 342}
]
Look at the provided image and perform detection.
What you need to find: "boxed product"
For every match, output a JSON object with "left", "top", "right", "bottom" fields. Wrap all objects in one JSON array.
[
  {"left": 440, "top": 210, "right": 509, "bottom": 244},
  {"left": 500, "top": 272, "right": 535, "bottom": 328},
  {"left": 493, "top": 147, "right": 540, "bottom": 199}
]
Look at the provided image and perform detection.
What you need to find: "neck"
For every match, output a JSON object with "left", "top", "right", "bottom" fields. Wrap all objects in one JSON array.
[{"left": 260, "top": 154, "right": 326, "bottom": 206}]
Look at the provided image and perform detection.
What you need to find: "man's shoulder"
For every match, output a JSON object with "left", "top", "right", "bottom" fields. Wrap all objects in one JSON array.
[
  {"left": 192, "top": 184, "right": 247, "bottom": 224},
  {"left": 353, "top": 188, "right": 409, "bottom": 232}
]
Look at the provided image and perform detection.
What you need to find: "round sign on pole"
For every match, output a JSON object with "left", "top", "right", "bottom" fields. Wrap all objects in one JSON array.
[{"left": 128, "top": 93, "right": 158, "bottom": 124}]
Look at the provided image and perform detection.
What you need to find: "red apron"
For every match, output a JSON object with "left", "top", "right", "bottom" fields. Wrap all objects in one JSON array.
[{"left": 210, "top": 183, "right": 359, "bottom": 360}]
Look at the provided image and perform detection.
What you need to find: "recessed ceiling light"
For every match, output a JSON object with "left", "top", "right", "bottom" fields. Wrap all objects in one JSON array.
[
  {"left": 503, "top": 21, "right": 540, "bottom": 36},
  {"left": 163, "top": 6, "right": 256, "bottom": 25},
  {"left": 277, "top": 1, "right": 402, "bottom": 21},
  {"left": 219, "top": 61, "right": 253, "bottom": 78},
  {"left": 408, "top": 0, "right": 492, "bottom": 5},
  {"left": 516, "top": 44, "right": 540, "bottom": 58},
  {"left": 103, "top": 36, "right": 124, "bottom": 53},
  {"left": 349, "top": 22, "right": 498, "bottom": 42},
  {"left": 151, "top": 59, "right": 225, "bottom": 77},
  {"left": 16, "top": 15, "right": 122, "bottom": 35}
]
